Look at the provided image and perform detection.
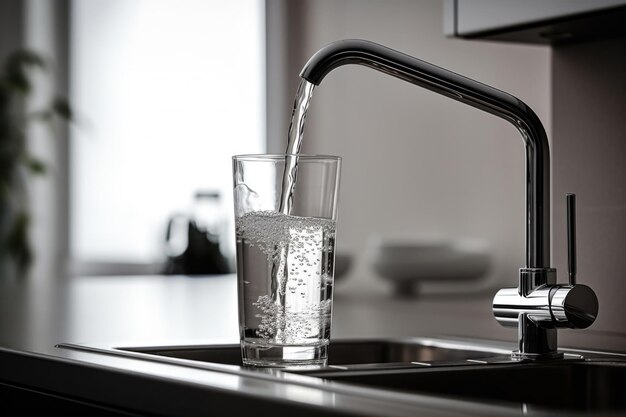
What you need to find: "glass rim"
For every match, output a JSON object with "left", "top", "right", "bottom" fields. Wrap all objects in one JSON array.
[{"left": 233, "top": 154, "right": 341, "bottom": 162}]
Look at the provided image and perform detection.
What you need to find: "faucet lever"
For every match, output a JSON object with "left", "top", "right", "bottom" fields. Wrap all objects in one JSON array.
[
  {"left": 567, "top": 193, "right": 577, "bottom": 286},
  {"left": 547, "top": 193, "right": 598, "bottom": 330}
]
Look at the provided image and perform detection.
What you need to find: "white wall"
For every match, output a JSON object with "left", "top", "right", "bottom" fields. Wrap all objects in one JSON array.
[{"left": 281, "top": 0, "right": 551, "bottom": 296}]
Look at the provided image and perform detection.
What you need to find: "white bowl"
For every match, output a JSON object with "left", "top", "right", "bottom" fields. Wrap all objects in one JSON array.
[{"left": 368, "top": 236, "right": 491, "bottom": 297}]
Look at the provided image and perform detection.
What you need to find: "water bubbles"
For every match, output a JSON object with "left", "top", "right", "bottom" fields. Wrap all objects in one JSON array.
[
  {"left": 235, "top": 210, "right": 335, "bottom": 260},
  {"left": 238, "top": 210, "right": 336, "bottom": 345},
  {"left": 251, "top": 293, "right": 332, "bottom": 343}
]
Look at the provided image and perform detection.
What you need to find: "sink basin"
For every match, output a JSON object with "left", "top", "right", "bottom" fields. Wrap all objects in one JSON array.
[
  {"left": 119, "top": 338, "right": 509, "bottom": 369},
  {"left": 316, "top": 360, "right": 626, "bottom": 412},
  {"left": 58, "top": 337, "right": 626, "bottom": 414}
]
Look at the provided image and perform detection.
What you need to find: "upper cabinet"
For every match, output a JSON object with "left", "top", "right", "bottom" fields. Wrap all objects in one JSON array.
[{"left": 444, "top": 0, "right": 626, "bottom": 44}]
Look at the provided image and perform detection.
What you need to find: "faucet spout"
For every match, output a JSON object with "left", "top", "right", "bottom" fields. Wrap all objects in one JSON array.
[{"left": 300, "top": 39, "right": 550, "bottom": 269}]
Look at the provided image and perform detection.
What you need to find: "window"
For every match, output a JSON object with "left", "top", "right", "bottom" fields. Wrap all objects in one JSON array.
[{"left": 70, "top": 0, "right": 265, "bottom": 267}]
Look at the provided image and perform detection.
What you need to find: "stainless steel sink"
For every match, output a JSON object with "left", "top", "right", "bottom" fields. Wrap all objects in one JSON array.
[
  {"left": 311, "top": 360, "right": 626, "bottom": 411},
  {"left": 119, "top": 338, "right": 509, "bottom": 369},
  {"left": 58, "top": 338, "right": 626, "bottom": 413}
]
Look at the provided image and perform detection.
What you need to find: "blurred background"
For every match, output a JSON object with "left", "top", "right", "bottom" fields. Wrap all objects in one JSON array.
[
  {"left": 1, "top": 0, "right": 625, "bottom": 348},
  {"left": 2, "top": 0, "right": 548, "bottom": 290}
]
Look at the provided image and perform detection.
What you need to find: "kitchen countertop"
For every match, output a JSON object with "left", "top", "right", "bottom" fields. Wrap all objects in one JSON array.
[{"left": 0, "top": 274, "right": 623, "bottom": 415}]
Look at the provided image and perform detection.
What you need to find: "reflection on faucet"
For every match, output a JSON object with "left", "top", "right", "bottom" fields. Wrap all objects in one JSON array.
[{"left": 299, "top": 39, "right": 597, "bottom": 359}]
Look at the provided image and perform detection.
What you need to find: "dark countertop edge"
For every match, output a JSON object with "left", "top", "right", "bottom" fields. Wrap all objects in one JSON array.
[{"left": 0, "top": 346, "right": 356, "bottom": 416}]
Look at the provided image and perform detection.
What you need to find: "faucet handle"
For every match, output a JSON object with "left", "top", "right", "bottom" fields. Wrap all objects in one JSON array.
[
  {"left": 550, "top": 285, "right": 598, "bottom": 328},
  {"left": 567, "top": 193, "right": 577, "bottom": 285}
]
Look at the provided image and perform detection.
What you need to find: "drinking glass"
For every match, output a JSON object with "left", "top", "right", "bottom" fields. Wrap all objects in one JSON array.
[{"left": 232, "top": 154, "right": 341, "bottom": 368}]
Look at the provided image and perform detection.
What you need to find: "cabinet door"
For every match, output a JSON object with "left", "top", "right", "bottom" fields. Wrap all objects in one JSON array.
[{"left": 444, "top": 0, "right": 626, "bottom": 44}]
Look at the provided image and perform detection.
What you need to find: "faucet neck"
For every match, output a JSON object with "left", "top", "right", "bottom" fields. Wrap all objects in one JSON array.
[{"left": 300, "top": 39, "right": 551, "bottom": 269}]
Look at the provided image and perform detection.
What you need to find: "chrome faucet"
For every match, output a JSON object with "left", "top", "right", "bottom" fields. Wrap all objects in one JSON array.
[{"left": 299, "top": 39, "right": 598, "bottom": 360}]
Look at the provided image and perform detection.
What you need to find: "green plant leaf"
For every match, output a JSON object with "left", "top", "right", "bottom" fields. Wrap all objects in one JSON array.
[
  {"left": 26, "top": 157, "right": 46, "bottom": 174},
  {"left": 0, "top": 49, "right": 72, "bottom": 277},
  {"left": 5, "top": 50, "right": 46, "bottom": 70},
  {"left": 5, "top": 211, "right": 33, "bottom": 272},
  {"left": 3, "top": 50, "right": 47, "bottom": 95},
  {"left": 52, "top": 97, "right": 73, "bottom": 120}
]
